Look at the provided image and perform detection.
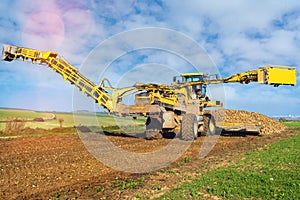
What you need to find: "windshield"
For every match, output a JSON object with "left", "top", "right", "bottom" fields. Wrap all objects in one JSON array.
[{"left": 173, "top": 75, "right": 204, "bottom": 83}]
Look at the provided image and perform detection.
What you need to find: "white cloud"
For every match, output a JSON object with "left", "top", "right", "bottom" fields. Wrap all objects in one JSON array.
[
  {"left": 0, "top": 0, "right": 299, "bottom": 115},
  {"left": 220, "top": 84, "right": 300, "bottom": 115},
  {"left": 90, "top": 0, "right": 136, "bottom": 19}
]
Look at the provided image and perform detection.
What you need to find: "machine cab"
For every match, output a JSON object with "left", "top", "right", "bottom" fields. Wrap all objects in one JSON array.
[
  {"left": 173, "top": 72, "right": 207, "bottom": 99},
  {"left": 173, "top": 72, "right": 204, "bottom": 83}
]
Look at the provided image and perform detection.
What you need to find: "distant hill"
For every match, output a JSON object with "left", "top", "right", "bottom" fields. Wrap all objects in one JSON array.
[{"left": 272, "top": 116, "right": 300, "bottom": 120}]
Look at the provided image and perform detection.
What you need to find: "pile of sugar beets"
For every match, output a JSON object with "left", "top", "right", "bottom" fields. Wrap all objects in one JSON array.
[{"left": 209, "top": 109, "right": 286, "bottom": 135}]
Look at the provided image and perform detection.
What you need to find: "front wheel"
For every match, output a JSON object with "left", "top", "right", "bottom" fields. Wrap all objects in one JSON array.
[
  {"left": 181, "top": 114, "right": 198, "bottom": 141},
  {"left": 203, "top": 114, "right": 216, "bottom": 136}
]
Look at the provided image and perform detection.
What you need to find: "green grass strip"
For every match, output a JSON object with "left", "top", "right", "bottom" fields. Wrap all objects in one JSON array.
[{"left": 159, "top": 134, "right": 300, "bottom": 200}]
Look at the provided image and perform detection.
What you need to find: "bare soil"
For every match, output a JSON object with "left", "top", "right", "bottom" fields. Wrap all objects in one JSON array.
[{"left": 0, "top": 127, "right": 298, "bottom": 199}]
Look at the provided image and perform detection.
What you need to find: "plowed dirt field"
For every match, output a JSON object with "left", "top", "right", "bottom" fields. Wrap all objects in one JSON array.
[{"left": 0, "top": 127, "right": 297, "bottom": 199}]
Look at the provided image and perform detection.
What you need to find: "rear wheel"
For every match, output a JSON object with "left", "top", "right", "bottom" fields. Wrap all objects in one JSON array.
[
  {"left": 181, "top": 114, "right": 198, "bottom": 141},
  {"left": 203, "top": 114, "right": 216, "bottom": 135}
]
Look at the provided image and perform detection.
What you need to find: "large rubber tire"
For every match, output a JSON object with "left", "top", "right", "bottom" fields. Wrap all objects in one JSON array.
[
  {"left": 181, "top": 114, "right": 198, "bottom": 141},
  {"left": 203, "top": 114, "right": 216, "bottom": 136},
  {"left": 145, "top": 115, "right": 162, "bottom": 139}
]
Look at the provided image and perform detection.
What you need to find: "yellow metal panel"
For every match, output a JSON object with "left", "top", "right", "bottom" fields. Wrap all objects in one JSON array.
[
  {"left": 181, "top": 72, "right": 203, "bottom": 77},
  {"left": 267, "top": 66, "right": 296, "bottom": 85},
  {"left": 257, "top": 68, "right": 266, "bottom": 84}
]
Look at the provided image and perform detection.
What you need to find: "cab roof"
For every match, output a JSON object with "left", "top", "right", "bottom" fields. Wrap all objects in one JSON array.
[{"left": 181, "top": 72, "right": 204, "bottom": 77}]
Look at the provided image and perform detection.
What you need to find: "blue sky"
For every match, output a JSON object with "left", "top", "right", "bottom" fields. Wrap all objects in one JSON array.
[{"left": 0, "top": 0, "right": 300, "bottom": 116}]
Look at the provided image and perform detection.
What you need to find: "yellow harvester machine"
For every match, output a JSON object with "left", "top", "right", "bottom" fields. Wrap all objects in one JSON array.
[{"left": 2, "top": 45, "right": 297, "bottom": 140}]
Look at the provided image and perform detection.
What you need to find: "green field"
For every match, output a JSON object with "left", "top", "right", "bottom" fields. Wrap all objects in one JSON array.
[
  {"left": 0, "top": 108, "right": 145, "bottom": 134},
  {"left": 0, "top": 109, "right": 51, "bottom": 120},
  {"left": 283, "top": 120, "right": 300, "bottom": 127},
  {"left": 160, "top": 131, "right": 300, "bottom": 199}
]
